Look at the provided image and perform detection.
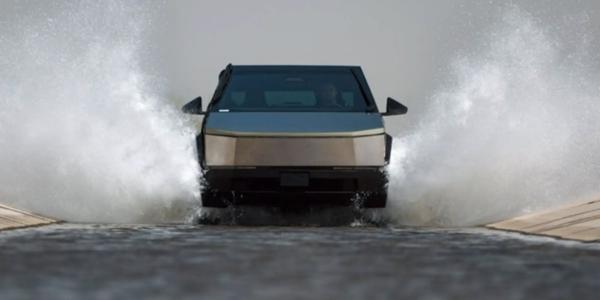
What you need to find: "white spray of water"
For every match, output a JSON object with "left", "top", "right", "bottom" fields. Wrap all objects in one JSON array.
[
  {"left": 386, "top": 8, "right": 600, "bottom": 226},
  {"left": 0, "top": 1, "right": 200, "bottom": 223}
]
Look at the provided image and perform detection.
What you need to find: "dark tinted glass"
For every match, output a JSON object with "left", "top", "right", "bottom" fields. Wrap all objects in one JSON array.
[{"left": 213, "top": 71, "right": 369, "bottom": 112}]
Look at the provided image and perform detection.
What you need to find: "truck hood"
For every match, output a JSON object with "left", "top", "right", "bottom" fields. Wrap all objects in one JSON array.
[{"left": 204, "top": 112, "right": 384, "bottom": 137}]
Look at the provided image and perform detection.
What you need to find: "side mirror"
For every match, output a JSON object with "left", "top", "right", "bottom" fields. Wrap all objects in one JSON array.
[
  {"left": 382, "top": 97, "right": 407, "bottom": 116},
  {"left": 182, "top": 96, "right": 205, "bottom": 115}
]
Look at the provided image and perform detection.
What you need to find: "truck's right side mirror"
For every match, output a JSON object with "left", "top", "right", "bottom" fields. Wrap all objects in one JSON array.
[
  {"left": 382, "top": 97, "right": 407, "bottom": 116},
  {"left": 182, "top": 96, "right": 205, "bottom": 115}
]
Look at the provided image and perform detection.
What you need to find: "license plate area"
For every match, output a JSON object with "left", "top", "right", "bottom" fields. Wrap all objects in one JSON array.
[{"left": 280, "top": 172, "right": 309, "bottom": 187}]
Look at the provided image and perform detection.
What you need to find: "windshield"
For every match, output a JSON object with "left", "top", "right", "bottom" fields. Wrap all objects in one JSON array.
[{"left": 213, "top": 71, "right": 369, "bottom": 112}]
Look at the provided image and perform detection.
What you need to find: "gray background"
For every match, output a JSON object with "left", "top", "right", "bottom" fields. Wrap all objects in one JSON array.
[
  {"left": 154, "top": 0, "right": 600, "bottom": 133},
  {"left": 2, "top": 0, "right": 599, "bottom": 133}
]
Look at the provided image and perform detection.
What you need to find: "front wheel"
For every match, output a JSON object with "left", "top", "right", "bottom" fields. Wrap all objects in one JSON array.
[{"left": 201, "top": 190, "right": 229, "bottom": 208}]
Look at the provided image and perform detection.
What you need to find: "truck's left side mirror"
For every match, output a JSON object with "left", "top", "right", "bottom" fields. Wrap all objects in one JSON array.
[
  {"left": 382, "top": 97, "right": 407, "bottom": 116},
  {"left": 182, "top": 96, "right": 205, "bottom": 115}
]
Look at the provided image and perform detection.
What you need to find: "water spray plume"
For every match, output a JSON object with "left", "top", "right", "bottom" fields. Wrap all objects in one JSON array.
[
  {"left": 0, "top": 1, "right": 200, "bottom": 223},
  {"left": 386, "top": 7, "right": 600, "bottom": 226}
]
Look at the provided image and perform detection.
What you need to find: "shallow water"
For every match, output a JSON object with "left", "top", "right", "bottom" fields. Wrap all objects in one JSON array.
[{"left": 0, "top": 224, "right": 598, "bottom": 300}]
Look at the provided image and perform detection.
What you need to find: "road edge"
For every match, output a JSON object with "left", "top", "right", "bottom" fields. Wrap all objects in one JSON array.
[{"left": 0, "top": 204, "right": 59, "bottom": 231}]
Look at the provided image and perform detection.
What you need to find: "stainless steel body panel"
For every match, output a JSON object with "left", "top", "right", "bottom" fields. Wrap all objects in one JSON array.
[
  {"left": 204, "top": 112, "right": 385, "bottom": 136},
  {"left": 205, "top": 134, "right": 386, "bottom": 167}
]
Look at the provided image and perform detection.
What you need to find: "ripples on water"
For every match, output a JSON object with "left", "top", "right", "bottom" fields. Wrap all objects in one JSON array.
[{"left": 195, "top": 206, "right": 389, "bottom": 226}]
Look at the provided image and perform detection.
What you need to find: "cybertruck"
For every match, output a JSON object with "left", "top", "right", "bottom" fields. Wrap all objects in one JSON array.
[{"left": 183, "top": 65, "right": 406, "bottom": 208}]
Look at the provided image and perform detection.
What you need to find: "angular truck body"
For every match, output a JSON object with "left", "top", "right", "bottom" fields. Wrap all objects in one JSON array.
[{"left": 183, "top": 65, "right": 406, "bottom": 208}]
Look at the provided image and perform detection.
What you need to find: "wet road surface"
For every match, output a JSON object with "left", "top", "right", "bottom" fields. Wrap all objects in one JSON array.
[{"left": 0, "top": 224, "right": 599, "bottom": 299}]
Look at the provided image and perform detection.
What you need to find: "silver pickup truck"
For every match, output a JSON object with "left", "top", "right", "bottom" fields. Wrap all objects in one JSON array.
[{"left": 183, "top": 65, "right": 406, "bottom": 208}]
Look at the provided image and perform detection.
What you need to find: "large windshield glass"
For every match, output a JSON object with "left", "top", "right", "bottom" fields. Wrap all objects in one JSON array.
[{"left": 213, "top": 71, "right": 369, "bottom": 112}]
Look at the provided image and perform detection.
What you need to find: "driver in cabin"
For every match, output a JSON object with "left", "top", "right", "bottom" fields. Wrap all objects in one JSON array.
[{"left": 316, "top": 83, "right": 342, "bottom": 108}]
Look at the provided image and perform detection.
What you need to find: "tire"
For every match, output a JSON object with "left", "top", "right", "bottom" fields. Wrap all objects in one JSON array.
[
  {"left": 362, "top": 190, "right": 387, "bottom": 208},
  {"left": 201, "top": 190, "right": 228, "bottom": 208}
]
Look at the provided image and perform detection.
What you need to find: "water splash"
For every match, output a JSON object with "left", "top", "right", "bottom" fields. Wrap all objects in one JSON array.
[
  {"left": 0, "top": 1, "right": 200, "bottom": 223},
  {"left": 386, "top": 7, "right": 600, "bottom": 226}
]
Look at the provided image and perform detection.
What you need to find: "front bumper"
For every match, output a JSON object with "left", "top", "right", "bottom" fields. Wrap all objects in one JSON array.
[{"left": 201, "top": 167, "right": 388, "bottom": 208}]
